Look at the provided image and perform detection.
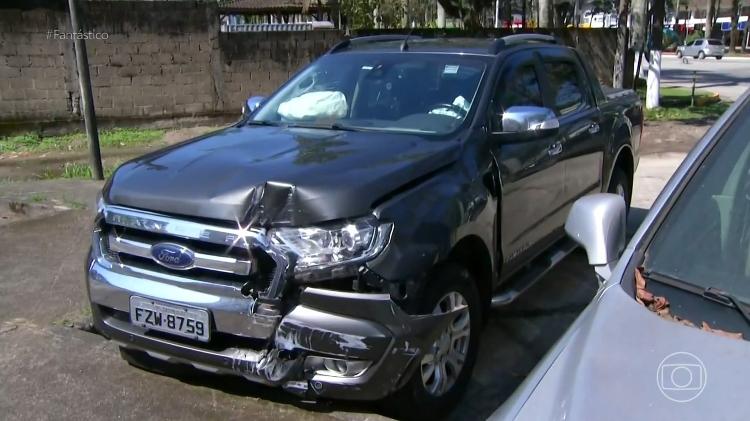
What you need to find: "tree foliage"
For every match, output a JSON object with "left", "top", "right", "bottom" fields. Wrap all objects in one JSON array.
[{"left": 340, "top": 0, "right": 405, "bottom": 29}]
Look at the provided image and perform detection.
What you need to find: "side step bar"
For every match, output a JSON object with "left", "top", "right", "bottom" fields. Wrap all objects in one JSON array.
[{"left": 490, "top": 238, "right": 579, "bottom": 307}]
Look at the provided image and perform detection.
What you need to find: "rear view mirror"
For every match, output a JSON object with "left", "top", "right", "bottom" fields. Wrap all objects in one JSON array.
[
  {"left": 500, "top": 106, "right": 559, "bottom": 136},
  {"left": 565, "top": 193, "right": 627, "bottom": 281},
  {"left": 242, "top": 96, "right": 266, "bottom": 117}
]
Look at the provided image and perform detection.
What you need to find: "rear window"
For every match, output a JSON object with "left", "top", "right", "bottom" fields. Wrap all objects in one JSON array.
[{"left": 708, "top": 40, "right": 723, "bottom": 46}]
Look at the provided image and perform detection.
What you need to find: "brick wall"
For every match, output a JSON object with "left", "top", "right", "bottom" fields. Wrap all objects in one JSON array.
[{"left": 0, "top": 1, "right": 619, "bottom": 133}]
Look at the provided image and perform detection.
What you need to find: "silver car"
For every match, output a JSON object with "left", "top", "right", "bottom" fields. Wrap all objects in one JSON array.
[
  {"left": 493, "top": 88, "right": 750, "bottom": 420},
  {"left": 677, "top": 38, "right": 725, "bottom": 60}
]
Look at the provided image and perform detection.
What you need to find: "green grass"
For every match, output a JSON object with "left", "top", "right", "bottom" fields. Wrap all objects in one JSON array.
[
  {"left": 636, "top": 85, "right": 731, "bottom": 122},
  {"left": 40, "top": 161, "right": 122, "bottom": 180},
  {"left": 0, "top": 128, "right": 165, "bottom": 154},
  {"left": 28, "top": 193, "right": 47, "bottom": 203},
  {"left": 645, "top": 101, "right": 731, "bottom": 121}
]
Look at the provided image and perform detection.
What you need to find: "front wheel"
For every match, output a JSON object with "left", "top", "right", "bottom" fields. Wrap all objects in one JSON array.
[
  {"left": 608, "top": 166, "right": 632, "bottom": 213},
  {"left": 676, "top": 51, "right": 683, "bottom": 58},
  {"left": 383, "top": 263, "right": 481, "bottom": 420},
  {"left": 716, "top": 56, "right": 723, "bottom": 60},
  {"left": 699, "top": 51, "right": 706, "bottom": 59}
]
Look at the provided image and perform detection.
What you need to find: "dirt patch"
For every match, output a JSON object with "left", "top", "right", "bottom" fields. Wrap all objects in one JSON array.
[
  {"left": 0, "top": 200, "right": 72, "bottom": 226},
  {"left": 162, "top": 126, "right": 221, "bottom": 145},
  {"left": 0, "top": 126, "right": 222, "bottom": 181},
  {"left": 640, "top": 120, "right": 712, "bottom": 155}
]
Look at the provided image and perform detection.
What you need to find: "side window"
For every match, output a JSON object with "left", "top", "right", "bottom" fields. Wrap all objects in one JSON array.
[
  {"left": 493, "top": 64, "right": 544, "bottom": 131},
  {"left": 497, "top": 65, "right": 543, "bottom": 110},
  {"left": 543, "top": 61, "right": 588, "bottom": 116}
]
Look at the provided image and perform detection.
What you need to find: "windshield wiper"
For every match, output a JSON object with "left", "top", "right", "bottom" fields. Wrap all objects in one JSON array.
[
  {"left": 244, "top": 120, "right": 281, "bottom": 127},
  {"left": 285, "top": 122, "right": 359, "bottom": 132},
  {"left": 703, "top": 287, "right": 750, "bottom": 326},
  {"left": 646, "top": 270, "right": 750, "bottom": 326}
]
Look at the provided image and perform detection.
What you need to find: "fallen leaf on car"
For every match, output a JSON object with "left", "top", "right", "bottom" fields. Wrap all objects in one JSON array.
[
  {"left": 635, "top": 267, "right": 743, "bottom": 340},
  {"left": 701, "top": 321, "right": 743, "bottom": 340}
]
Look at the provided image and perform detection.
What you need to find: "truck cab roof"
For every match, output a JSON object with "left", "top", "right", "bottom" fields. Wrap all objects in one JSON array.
[{"left": 328, "top": 34, "right": 563, "bottom": 56}]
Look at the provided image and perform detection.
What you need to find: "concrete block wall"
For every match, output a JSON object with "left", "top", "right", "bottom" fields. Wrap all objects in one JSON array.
[
  {"left": 0, "top": 1, "right": 619, "bottom": 132},
  {"left": 0, "top": 7, "right": 78, "bottom": 122},
  {"left": 219, "top": 30, "right": 344, "bottom": 113}
]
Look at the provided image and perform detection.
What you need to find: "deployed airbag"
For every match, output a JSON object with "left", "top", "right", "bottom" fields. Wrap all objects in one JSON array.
[{"left": 277, "top": 91, "right": 348, "bottom": 120}]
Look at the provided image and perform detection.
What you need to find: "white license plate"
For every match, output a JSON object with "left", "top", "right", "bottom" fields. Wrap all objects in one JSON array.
[{"left": 129, "top": 296, "right": 210, "bottom": 342}]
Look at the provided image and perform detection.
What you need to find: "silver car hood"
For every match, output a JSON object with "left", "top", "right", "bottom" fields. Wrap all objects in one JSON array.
[{"left": 493, "top": 284, "right": 750, "bottom": 420}]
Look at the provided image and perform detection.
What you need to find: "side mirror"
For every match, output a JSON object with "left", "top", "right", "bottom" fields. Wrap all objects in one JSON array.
[
  {"left": 500, "top": 106, "right": 559, "bottom": 136},
  {"left": 564, "top": 193, "right": 627, "bottom": 281},
  {"left": 242, "top": 96, "right": 266, "bottom": 117}
]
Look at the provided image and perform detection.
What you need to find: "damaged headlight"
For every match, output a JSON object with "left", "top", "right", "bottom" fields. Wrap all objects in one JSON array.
[{"left": 270, "top": 217, "right": 392, "bottom": 272}]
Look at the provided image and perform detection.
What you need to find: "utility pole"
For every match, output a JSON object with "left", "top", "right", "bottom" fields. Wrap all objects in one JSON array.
[{"left": 67, "top": 0, "right": 103, "bottom": 180}]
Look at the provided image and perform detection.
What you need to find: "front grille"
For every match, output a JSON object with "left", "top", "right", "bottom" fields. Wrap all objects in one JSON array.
[{"left": 98, "top": 205, "right": 285, "bottom": 296}]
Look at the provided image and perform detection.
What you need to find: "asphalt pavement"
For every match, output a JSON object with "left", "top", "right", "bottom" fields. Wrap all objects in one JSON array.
[{"left": 660, "top": 54, "right": 750, "bottom": 101}]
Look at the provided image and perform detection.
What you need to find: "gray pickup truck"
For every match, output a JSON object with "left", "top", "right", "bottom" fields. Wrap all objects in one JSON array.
[{"left": 87, "top": 34, "right": 642, "bottom": 419}]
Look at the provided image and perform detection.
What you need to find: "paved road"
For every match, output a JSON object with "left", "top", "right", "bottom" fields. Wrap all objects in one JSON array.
[
  {"left": 661, "top": 54, "right": 750, "bottom": 101},
  {"left": 0, "top": 147, "right": 691, "bottom": 421}
]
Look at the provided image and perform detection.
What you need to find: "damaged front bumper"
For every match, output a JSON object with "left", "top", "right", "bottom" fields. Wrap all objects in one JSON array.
[{"left": 88, "top": 250, "right": 455, "bottom": 401}]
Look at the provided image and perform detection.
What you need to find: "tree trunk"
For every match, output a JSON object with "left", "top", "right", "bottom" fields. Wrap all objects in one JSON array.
[
  {"left": 613, "top": 0, "right": 631, "bottom": 88},
  {"left": 539, "top": 0, "right": 551, "bottom": 27},
  {"left": 705, "top": 0, "right": 716, "bottom": 38},
  {"left": 646, "top": 0, "right": 665, "bottom": 109},
  {"left": 729, "top": 0, "right": 740, "bottom": 51}
]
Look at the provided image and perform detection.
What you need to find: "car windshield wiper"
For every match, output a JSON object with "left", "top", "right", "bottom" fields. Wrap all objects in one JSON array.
[
  {"left": 244, "top": 120, "right": 281, "bottom": 127},
  {"left": 285, "top": 122, "right": 359, "bottom": 132},
  {"left": 703, "top": 287, "right": 750, "bottom": 326},
  {"left": 645, "top": 270, "right": 750, "bottom": 326}
]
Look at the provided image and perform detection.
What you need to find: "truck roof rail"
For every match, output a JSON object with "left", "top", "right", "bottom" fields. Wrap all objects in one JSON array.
[
  {"left": 490, "top": 34, "right": 558, "bottom": 54},
  {"left": 327, "top": 34, "right": 422, "bottom": 54}
]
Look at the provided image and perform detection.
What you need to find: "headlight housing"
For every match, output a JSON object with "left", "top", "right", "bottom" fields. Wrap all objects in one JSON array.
[{"left": 270, "top": 217, "right": 392, "bottom": 273}]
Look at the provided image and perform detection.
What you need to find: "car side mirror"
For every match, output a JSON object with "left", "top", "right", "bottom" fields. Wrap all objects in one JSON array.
[
  {"left": 242, "top": 96, "right": 266, "bottom": 117},
  {"left": 498, "top": 106, "right": 559, "bottom": 137},
  {"left": 564, "top": 193, "right": 627, "bottom": 281}
]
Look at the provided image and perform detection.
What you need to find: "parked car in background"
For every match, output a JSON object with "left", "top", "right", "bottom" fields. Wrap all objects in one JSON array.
[
  {"left": 87, "top": 34, "right": 641, "bottom": 419},
  {"left": 493, "top": 90, "right": 750, "bottom": 420},
  {"left": 677, "top": 38, "right": 725, "bottom": 59}
]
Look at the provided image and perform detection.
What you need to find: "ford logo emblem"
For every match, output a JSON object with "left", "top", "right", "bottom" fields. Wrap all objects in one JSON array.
[{"left": 150, "top": 243, "right": 195, "bottom": 270}]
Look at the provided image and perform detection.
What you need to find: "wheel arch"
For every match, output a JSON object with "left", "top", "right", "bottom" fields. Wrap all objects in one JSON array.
[{"left": 447, "top": 234, "right": 493, "bottom": 320}]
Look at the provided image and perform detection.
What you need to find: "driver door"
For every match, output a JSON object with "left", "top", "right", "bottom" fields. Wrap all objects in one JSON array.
[{"left": 491, "top": 51, "right": 566, "bottom": 273}]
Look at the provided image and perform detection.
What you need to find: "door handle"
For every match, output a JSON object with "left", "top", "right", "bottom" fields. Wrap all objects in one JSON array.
[
  {"left": 548, "top": 141, "right": 563, "bottom": 156},
  {"left": 588, "top": 123, "right": 601, "bottom": 135}
]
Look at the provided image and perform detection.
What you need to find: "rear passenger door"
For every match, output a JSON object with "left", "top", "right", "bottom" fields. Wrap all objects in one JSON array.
[
  {"left": 491, "top": 50, "right": 565, "bottom": 272},
  {"left": 540, "top": 49, "right": 605, "bottom": 219}
]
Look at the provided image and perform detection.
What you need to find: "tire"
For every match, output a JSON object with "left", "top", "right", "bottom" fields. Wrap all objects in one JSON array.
[
  {"left": 608, "top": 166, "right": 632, "bottom": 213},
  {"left": 676, "top": 51, "right": 682, "bottom": 58},
  {"left": 383, "top": 263, "right": 482, "bottom": 420},
  {"left": 716, "top": 56, "right": 723, "bottom": 60},
  {"left": 699, "top": 51, "right": 706, "bottom": 59}
]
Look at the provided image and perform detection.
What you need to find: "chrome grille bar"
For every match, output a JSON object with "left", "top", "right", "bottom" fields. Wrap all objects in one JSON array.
[
  {"left": 108, "top": 234, "right": 252, "bottom": 276},
  {"left": 103, "top": 205, "right": 270, "bottom": 249}
]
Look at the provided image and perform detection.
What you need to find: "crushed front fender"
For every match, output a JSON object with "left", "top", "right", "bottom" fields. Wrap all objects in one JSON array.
[{"left": 275, "top": 287, "right": 459, "bottom": 400}]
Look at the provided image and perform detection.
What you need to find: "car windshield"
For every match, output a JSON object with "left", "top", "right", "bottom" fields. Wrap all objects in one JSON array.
[
  {"left": 645, "top": 100, "right": 750, "bottom": 302},
  {"left": 251, "top": 53, "right": 487, "bottom": 135}
]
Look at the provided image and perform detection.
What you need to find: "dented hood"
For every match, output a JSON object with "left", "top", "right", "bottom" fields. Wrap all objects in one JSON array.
[
  {"left": 106, "top": 125, "right": 459, "bottom": 225},
  {"left": 494, "top": 286, "right": 750, "bottom": 420}
]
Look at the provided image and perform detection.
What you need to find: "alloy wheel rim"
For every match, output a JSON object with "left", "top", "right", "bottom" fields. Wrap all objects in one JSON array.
[{"left": 420, "top": 291, "right": 470, "bottom": 397}]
